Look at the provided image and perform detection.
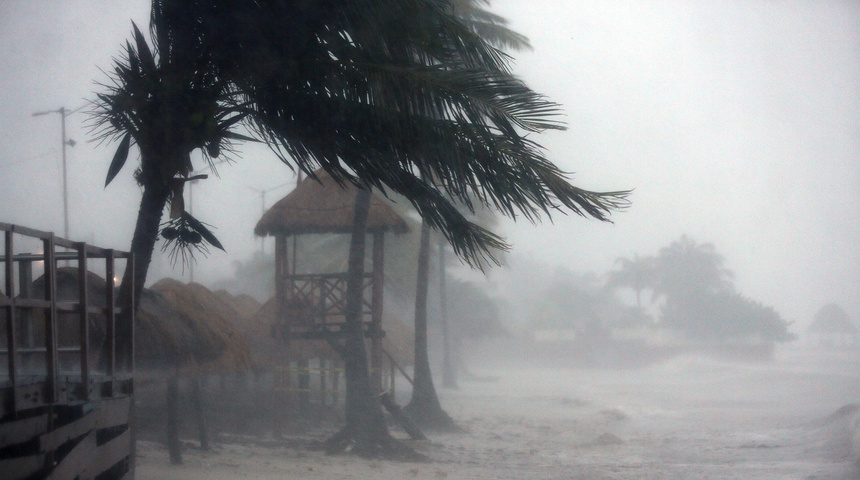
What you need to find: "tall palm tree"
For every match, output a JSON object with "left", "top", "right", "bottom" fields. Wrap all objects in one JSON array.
[
  {"left": 404, "top": 0, "right": 531, "bottom": 430},
  {"left": 92, "top": 0, "right": 629, "bottom": 457}
]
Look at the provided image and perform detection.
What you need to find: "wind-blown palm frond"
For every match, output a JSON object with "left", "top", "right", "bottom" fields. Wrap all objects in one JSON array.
[
  {"left": 451, "top": 0, "right": 532, "bottom": 51},
  {"left": 94, "top": 0, "right": 630, "bottom": 283},
  {"left": 177, "top": 0, "right": 630, "bottom": 265}
]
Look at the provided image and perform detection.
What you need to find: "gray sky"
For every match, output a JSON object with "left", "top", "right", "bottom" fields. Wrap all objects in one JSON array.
[{"left": 0, "top": 1, "right": 857, "bottom": 328}]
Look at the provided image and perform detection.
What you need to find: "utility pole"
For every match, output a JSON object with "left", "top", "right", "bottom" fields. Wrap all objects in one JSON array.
[
  {"left": 248, "top": 181, "right": 292, "bottom": 254},
  {"left": 33, "top": 106, "right": 80, "bottom": 240}
]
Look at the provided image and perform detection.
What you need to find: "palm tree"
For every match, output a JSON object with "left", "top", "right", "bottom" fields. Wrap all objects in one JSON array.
[
  {"left": 403, "top": 0, "right": 532, "bottom": 430},
  {"left": 92, "top": 0, "right": 629, "bottom": 457},
  {"left": 607, "top": 253, "right": 656, "bottom": 310}
]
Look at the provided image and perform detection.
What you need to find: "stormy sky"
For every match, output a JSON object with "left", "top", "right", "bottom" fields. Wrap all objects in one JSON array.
[{"left": 0, "top": 1, "right": 857, "bottom": 328}]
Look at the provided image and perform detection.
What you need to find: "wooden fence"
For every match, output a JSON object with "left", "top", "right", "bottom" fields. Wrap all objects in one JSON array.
[{"left": 0, "top": 222, "right": 134, "bottom": 480}]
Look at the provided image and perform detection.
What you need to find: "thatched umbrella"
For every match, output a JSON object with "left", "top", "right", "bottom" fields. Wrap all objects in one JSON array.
[
  {"left": 214, "top": 289, "right": 262, "bottom": 320},
  {"left": 139, "top": 279, "right": 256, "bottom": 460},
  {"left": 29, "top": 267, "right": 111, "bottom": 350},
  {"left": 135, "top": 289, "right": 248, "bottom": 374},
  {"left": 807, "top": 303, "right": 858, "bottom": 347},
  {"left": 146, "top": 278, "right": 251, "bottom": 373},
  {"left": 12, "top": 268, "right": 124, "bottom": 373}
]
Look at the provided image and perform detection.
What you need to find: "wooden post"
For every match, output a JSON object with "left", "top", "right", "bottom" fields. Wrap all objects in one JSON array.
[
  {"left": 167, "top": 375, "right": 182, "bottom": 464},
  {"left": 43, "top": 235, "right": 58, "bottom": 403},
  {"left": 319, "top": 358, "right": 327, "bottom": 406},
  {"left": 332, "top": 365, "right": 340, "bottom": 409},
  {"left": 297, "top": 358, "right": 310, "bottom": 415},
  {"left": 274, "top": 234, "right": 290, "bottom": 435},
  {"left": 77, "top": 243, "right": 89, "bottom": 399},
  {"left": 19, "top": 258, "right": 33, "bottom": 374},
  {"left": 4, "top": 230, "right": 17, "bottom": 407},
  {"left": 191, "top": 375, "right": 210, "bottom": 450},
  {"left": 104, "top": 250, "right": 115, "bottom": 397},
  {"left": 370, "top": 232, "right": 384, "bottom": 394}
]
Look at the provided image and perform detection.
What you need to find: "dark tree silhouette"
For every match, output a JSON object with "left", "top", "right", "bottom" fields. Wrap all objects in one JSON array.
[
  {"left": 92, "top": 0, "right": 629, "bottom": 457},
  {"left": 403, "top": 0, "right": 532, "bottom": 430},
  {"left": 607, "top": 253, "right": 656, "bottom": 311},
  {"left": 635, "top": 236, "right": 793, "bottom": 344}
]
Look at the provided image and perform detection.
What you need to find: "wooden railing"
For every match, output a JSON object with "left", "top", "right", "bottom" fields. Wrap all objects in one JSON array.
[
  {"left": 0, "top": 222, "right": 135, "bottom": 480},
  {"left": 277, "top": 272, "right": 378, "bottom": 339}
]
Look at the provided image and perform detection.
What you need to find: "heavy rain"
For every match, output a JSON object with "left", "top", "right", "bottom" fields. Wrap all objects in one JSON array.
[{"left": 1, "top": 1, "right": 858, "bottom": 479}]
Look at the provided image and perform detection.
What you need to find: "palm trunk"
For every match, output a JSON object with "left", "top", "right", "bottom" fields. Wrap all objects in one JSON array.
[
  {"left": 404, "top": 221, "right": 457, "bottom": 431},
  {"left": 438, "top": 236, "right": 457, "bottom": 389},
  {"left": 326, "top": 187, "right": 400, "bottom": 457},
  {"left": 115, "top": 178, "right": 171, "bottom": 368}
]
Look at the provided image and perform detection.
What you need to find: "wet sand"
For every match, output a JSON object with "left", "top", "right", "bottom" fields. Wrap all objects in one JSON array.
[{"left": 136, "top": 347, "right": 860, "bottom": 479}]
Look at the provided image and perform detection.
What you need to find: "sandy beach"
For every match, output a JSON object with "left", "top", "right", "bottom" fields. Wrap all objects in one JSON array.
[{"left": 135, "top": 346, "right": 860, "bottom": 479}]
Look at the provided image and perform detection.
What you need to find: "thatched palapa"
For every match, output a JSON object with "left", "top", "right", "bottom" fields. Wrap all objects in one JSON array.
[
  {"left": 147, "top": 279, "right": 251, "bottom": 373},
  {"left": 4, "top": 269, "right": 250, "bottom": 374},
  {"left": 214, "top": 289, "right": 262, "bottom": 320},
  {"left": 254, "top": 170, "right": 408, "bottom": 237}
]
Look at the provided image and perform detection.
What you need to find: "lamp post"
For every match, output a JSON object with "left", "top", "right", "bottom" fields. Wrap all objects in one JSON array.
[{"left": 33, "top": 106, "right": 79, "bottom": 240}]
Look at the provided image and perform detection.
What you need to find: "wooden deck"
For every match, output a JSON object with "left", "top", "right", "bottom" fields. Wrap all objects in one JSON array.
[{"left": 0, "top": 223, "right": 135, "bottom": 480}]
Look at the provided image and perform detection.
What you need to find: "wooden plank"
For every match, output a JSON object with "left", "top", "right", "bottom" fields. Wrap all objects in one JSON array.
[
  {"left": 77, "top": 245, "right": 90, "bottom": 397},
  {"left": 15, "top": 381, "right": 48, "bottom": 411},
  {"left": 9, "top": 298, "right": 52, "bottom": 309},
  {"left": 86, "top": 429, "right": 130, "bottom": 477},
  {"left": 104, "top": 251, "right": 115, "bottom": 379},
  {"left": 379, "top": 392, "right": 426, "bottom": 440},
  {"left": 125, "top": 255, "right": 135, "bottom": 372},
  {"left": 7, "top": 224, "right": 51, "bottom": 240},
  {"left": 95, "top": 396, "right": 131, "bottom": 429},
  {"left": 39, "top": 407, "right": 96, "bottom": 453},
  {"left": 0, "top": 452, "right": 46, "bottom": 480},
  {"left": 0, "top": 412, "right": 49, "bottom": 445},
  {"left": 4, "top": 230, "right": 17, "bottom": 404},
  {"left": 46, "top": 430, "right": 95, "bottom": 480},
  {"left": 43, "top": 235, "right": 58, "bottom": 404}
]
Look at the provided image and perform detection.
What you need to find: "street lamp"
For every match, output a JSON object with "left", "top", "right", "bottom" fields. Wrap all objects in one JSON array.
[{"left": 33, "top": 106, "right": 81, "bottom": 240}]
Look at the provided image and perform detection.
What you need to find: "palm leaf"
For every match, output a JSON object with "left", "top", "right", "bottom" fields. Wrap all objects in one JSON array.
[{"left": 104, "top": 132, "right": 132, "bottom": 187}]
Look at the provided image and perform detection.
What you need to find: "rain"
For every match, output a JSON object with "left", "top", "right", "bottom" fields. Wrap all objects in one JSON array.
[{"left": 1, "top": 1, "right": 858, "bottom": 479}]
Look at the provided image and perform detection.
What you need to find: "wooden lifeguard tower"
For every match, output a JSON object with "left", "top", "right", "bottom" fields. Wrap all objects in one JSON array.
[{"left": 254, "top": 171, "right": 408, "bottom": 417}]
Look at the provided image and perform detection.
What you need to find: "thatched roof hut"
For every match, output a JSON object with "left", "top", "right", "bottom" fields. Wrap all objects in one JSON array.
[
  {"left": 25, "top": 268, "right": 112, "bottom": 348},
  {"left": 213, "top": 289, "right": 262, "bottom": 320},
  {"left": 7, "top": 270, "right": 251, "bottom": 374},
  {"left": 254, "top": 170, "right": 408, "bottom": 236},
  {"left": 807, "top": 303, "right": 858, "bottom": 348},
  {"left": 146, "top": 279, "right": 251, "bottom": 373}
]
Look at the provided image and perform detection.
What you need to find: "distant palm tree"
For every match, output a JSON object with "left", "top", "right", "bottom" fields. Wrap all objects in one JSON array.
[
  {"left": 93, "top": 0, "right": 629, "bottom": 457},
  {"left": 607, "top": 253, "right": 656, "bottom": 310}
]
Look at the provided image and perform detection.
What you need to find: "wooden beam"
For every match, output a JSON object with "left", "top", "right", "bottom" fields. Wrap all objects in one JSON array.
[
  {"left": 77, "top": 243, "right": 89, "bottom": 399},
  {"left": 43, "top": 235, "right": 59, "bottom": 404},
  {"left": 0, "top": 452, "right": 46, "bottom": 480},
  {"left": 0, "top": 412, "right": 49, "bottom": 445},
  {"left": 4, "top": 230, "right": 17, "bottom": 405},
  {"left": 46, "top": 430, "right": 96, "bottom": 480}
]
